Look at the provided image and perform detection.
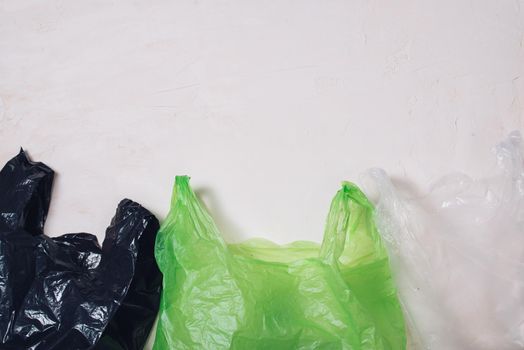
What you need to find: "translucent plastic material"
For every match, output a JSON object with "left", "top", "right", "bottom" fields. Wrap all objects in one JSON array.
[
  {"left": 153, "top": 176, "right": 406, "bottom": 349},
  {"left": 362, "top": 132, "right": 524, "bottom": 349}
]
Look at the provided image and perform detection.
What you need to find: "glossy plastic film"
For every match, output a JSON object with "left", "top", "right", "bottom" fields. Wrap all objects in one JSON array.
[
  {"left": 153, "top": 176, "right": 406, "bottom": 349},
  {"left": 0, "top": 150, "right": 161, "bottom": 350},
  {"left": 362, "top": 132, "right": 524, "bottom": 349}
]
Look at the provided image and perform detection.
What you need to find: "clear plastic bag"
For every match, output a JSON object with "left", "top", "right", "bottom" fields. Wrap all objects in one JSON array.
[{"left": 361, "top": 132, "right": 524, "bottom": 349}]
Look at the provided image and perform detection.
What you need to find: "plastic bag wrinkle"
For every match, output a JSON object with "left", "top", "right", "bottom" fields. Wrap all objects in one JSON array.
[
  {"left": 362, "top": 131, "right": 524, "bottom": 349},
  {"left": 153, "top": 175, "right": 406, "bottom": 349},
  {"left": 0, "top": 150, "right": 162, "bottom": 350}
]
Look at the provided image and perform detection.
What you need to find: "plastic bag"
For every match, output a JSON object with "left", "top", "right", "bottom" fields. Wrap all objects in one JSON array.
[
  {"left": 153, "top": 176, "right": 406, "bottom": 349},
  {"left": 0, "top": 150, "right": 162, "bottom": 350},
  {"left": 361, "top": 131, "right": 524, "bottom": 349}
]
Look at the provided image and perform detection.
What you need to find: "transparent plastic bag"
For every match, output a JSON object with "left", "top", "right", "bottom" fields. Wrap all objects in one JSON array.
[
  {"left": 153, "top": 176, "right": 406, "bottom": 349},
  {"left": 361, "top": 132, "right": 524, "bottom": 349}
]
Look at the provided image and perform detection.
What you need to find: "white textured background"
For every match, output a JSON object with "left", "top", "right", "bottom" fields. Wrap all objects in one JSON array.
[
  {"left": 1, "top": 1, "right": 523, "bottom": 245},
  {"left": 1, "top": 1, "right": 523, "bottom": 348}
]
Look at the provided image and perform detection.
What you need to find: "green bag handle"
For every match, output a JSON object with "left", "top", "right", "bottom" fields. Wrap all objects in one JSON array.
[
  {"left": 170, "top": 176, "right": 226, "bottom": 242},
  {"left": 158, "top": 177, "right": 383, "bottom": 267},
  {"left": 319, "top": 182, "right": 387, "bottom": 268},
  {"left": 155, "top": 176, "right": 228, "bottom": 274},
  {"left": 319, "top": 182, "right": 403, "bottom": 349}
]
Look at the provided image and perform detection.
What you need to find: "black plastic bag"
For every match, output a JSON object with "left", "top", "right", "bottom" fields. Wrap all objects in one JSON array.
[{"left": 0, "top": 150, "right": 162, "bottom": 350}]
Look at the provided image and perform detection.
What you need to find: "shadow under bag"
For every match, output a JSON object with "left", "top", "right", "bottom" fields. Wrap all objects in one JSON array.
[
  {"left": 153, "top": 176, "right": 406, "bottom": 349},
  {"left": 0, "top": 150, "right": 162, "bottom": 350}
]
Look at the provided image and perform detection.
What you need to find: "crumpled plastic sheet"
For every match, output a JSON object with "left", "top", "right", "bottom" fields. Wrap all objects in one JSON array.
[
  {"left": 361, "top": 131, "right": 524, "bottom": 349},
  {"left": 0, "top": 150, "right": 161, "bottom": 350},
  {"left": 153, "top": 175, "right": 406, "bottom": 349}
]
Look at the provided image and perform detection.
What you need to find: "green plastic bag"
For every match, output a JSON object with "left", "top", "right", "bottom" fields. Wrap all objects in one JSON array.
[{"left": 153, "top": 176, "right": 406, "bottom": 350}]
